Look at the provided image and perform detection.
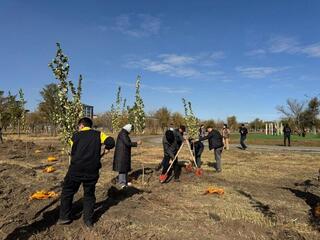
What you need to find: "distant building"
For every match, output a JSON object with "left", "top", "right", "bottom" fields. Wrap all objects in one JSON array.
[{"left": 82, "top": 104, "right": 94, "bottom": 119}]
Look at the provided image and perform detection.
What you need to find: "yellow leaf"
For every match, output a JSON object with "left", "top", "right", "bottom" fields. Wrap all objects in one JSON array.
[
  {"left": 204, "top": 187, "right": 224, "bottom": 195},
  {"left": 47, "top": 156, "right": 57, "bottom": 162},
  {"left": 30, "top": 191, "right": 58, "bottom": 200},
  {"left": 43, "top": 166, "right": 56, "bottom": 173}
]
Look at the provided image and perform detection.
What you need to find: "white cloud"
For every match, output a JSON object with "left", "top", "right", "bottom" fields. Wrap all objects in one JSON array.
[
  {"left": 301, "top": 43, "right": 320, "bottom": 57},
  {"left": 245, "top": 49, "right": 266, "bottom": 56},
  {"left": 236, "top": 66, "right": 289, "bottom": 79},
  {"left": 126, "top": 52, "right": 225, "bottom": 79},
  {"left": 117, "top": 81, "right": 190, "bottom": 94},
  {"left": 111, "top": 14, "right": 161, "bottom": 37},
  {"left": 247, "top": 35, "right": 320, "bottom": 58},
  {"left": 268, "top": 36, "right": 300, "bottom": 53},
  {"left": 159, "top": 54, "right": 195, "bottom": 65}
]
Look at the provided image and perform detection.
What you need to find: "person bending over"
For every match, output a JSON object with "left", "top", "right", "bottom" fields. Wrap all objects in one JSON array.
[{"left": 198, "top": 125, "right": 224, "bottom": 172}]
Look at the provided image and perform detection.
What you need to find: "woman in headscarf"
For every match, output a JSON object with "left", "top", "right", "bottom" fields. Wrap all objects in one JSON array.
[{"left": 113, "top": 124, "right": 141, "bottom": 188}]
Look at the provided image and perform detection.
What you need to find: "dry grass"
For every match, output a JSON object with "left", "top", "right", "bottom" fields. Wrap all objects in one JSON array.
[{"left": 1, "top": 137, "right": 319, "bottom": 239}]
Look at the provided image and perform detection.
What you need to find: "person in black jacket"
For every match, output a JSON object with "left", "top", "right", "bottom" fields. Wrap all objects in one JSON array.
[
  {"left": 190, "top": 139, "right": 204, "bottom": 167},
  {"left": 161, "top": 129, "right": 180, "bottom": 183},
  {"left": 283, "top": 124, "right": 292, "bottom": 146},
  {"left": 198, "top": 126, "right": 224, "bottom": 172},
  {"left": 0, "top": 127, "right": 3, "bottom": 143},
  {"left": 113, "top": 124, "right": 141, "bottom": 188},
  {"left": 239, "top": 124, "right": 248, "bottom": 150},
  {"left": 58, "top": 117, "right": 115, "bottom": 227},
  {"left": 173, "top": 125, "right": 186, "bottom": 149}
]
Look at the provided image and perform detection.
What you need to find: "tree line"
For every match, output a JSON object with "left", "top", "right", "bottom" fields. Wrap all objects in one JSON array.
[{"left": 1, "top": 43, "right": 319, "bottom": 146}]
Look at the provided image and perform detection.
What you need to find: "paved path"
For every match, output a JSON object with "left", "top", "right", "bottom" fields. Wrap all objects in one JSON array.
[{"left": 137, "top": 135, "right": 320, "bottom": 154}]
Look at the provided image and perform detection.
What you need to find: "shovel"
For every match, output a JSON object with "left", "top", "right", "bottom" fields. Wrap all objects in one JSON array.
[
  {"left": 186, "top": 140, "right": 203, "bottom": 176},
  {"left": 159, "top": 143, "right": 184, "bottom": 183}
]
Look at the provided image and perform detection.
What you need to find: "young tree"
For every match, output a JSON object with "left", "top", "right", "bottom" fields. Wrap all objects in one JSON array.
[
  {"left": 249, "top": 118, "right": 264, "bottom": 132},
  {"left": 0, "top": 90, "right": 7, "bottom": 128},
  {"left": 227, "top": 115, "right": 237, "bottom": 131},
  {"left": 38, "top": 83, "right": 59, "bottom": 125},
  {"left": 154, "top": 107, "right": 171, "bottom": 131},
  {"left": 131, "top": 75, "right": 146, "bottom": 134},
  {"left": 5, "top": 91, "right": 25, "bottom": 132},
  {"left": 48, "top": 43, "right": 83, "bottom": 153},
  {"left": 301, "top": 97, "right": 320, "bottom": 133},
  {"left": 18, "top": 89, "right": 26, "bottom": 132},
  {"left": 171, "top": 112, "right": 185, "bottom": 127},
  {"left": 203, "top": 119, "right": 216, "bottom": 129},
  {"left": 111, "top": 86, "right": 122, "bottom": 133},
  {"left": 277, "top": 99, "right": 305, "bottom": 131},
  {"left": 182, "top": 98, "right": 198, "bottom": 139},
  {"left": 94, "top": 112, "right": 112, "bottom": 129}
]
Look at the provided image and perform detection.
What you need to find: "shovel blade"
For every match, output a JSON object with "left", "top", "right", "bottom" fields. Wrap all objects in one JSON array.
[
  {"left": 195, "top": 168, "right": 204, "bottom": 176},
  {"left": 159, "top": 174, "right": 167, "bottom": 182},
  {"left": 185, "top": 163, "right": 194, "bottom": 172}
]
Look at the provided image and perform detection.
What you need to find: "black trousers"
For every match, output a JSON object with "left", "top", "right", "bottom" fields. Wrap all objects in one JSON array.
[
  {"left": 195, "top": 143, "right": 204, "bottom": 167},
  {"left": 240, "top": 135, "right": 247, "bottom": 149},
  {"left": 59, "top": 173, "right": 98, "bottom": 223},
  {"left": 161, "top": 155, "right": 180, "bottom": 179},
  {"left": 284, "top": 135, "right": 291, "bottom": 146}
]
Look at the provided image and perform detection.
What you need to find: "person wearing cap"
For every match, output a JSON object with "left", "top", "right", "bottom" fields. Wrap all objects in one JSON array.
[
  {"left": 198, "top": 125, "right": 224, "bottom": 172},
  {"left": 58, "top": 117, "right": 115, "bottom": 227},
  {"left": 239, "top": 124, "right": 248, "bottom": 150},
  {"left": 113, "top": 124, "right": 142, "bottom": 188},
  {"left": 222, "top": 124, "right": 230, "bottom": 150}
]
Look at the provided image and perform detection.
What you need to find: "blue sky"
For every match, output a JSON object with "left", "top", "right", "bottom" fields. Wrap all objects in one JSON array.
[{"left": 1, "top": 0, "right": 320, "bottom": 122}]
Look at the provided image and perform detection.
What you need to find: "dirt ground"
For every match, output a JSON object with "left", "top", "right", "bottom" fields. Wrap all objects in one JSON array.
[{"left": 0, "top": 136, "right": 319, "bottom": 240}]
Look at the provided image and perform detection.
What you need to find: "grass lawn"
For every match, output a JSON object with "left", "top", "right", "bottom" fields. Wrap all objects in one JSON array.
[{"left": 229, "top": 132, "right": 320, "bottom": 147}]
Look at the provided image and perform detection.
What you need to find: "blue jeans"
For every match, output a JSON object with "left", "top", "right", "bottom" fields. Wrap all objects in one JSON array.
[
  {"left": 240, "top": 135, "right": 247, "bottom": 149},
  {"left": 118, "top": 172, "right": 128, "bottom": 186}
]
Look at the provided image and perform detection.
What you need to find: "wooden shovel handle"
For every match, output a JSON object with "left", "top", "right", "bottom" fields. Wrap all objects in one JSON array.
[
  {"left": 186, "top": 140, "right": 199, "bottom": 168},
  {"left": 164, "top": 141, "right": 185, "bottom": 175}
]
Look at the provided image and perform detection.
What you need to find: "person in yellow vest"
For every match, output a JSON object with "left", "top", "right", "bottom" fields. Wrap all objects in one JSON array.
[
  {"left": 58, "top": 117, "right": 115, "bottom": 228},
  {"left": 222, "top": 124, "right": 230, "bottom": 150}
]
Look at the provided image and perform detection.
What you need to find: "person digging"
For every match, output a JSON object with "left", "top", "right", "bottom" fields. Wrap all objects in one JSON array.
[
  {"left": 113, "top": 124, "right": 142, "bottom": 189},
  {"left": 189, "top": 138, "right": 204, "bottom": 168},
  {"left": 58, "top": 117, "right": 115, "bottom": 228},
  {"left": 198, "top": 125, "right": 224, "bottom": 173},
  {"left": 160, "top": 129, "right": 180, "bottom": 183}
]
